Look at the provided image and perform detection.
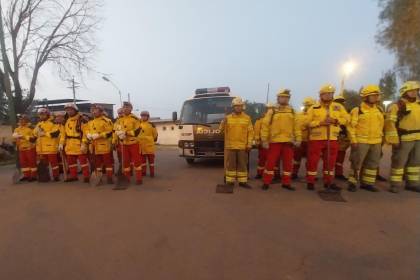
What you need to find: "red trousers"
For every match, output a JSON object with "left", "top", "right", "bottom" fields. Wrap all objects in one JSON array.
[
  {"left": 293, "top": 141, "right": 308, "bottom": 176},
  {"left": 263, "top": 143, "right": 294, "bottom": 185},
  {"left": 122, "top": 144, "right": 142, "bottom": 182},
  {"left": 306, "top": 140, "right": 339, "bottom": 184},
  {"left": 19, "top": 148, "right": 37, "bottom": 178},
  {"left": 142, "top": 154, "right": 155, "bottom": 176},
  {"left": 66, "top": 154, "right": 89, "bottom": 179},
  {"left": 335, "top": 150, "right": 346, "bottom": 176},
  {"left": 39, "top": 154, "right": 59, "bottom": 178},
  {"left": 257, "top": 147, "right": 268, "bottom": 176},
  {"left": 94, "top": 153, "right": 113, "bottom": 179}
]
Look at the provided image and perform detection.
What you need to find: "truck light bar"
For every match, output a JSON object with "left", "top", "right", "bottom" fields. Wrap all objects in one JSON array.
[{"left": 195, "top": 87, "right": 230, "bottom": 95}]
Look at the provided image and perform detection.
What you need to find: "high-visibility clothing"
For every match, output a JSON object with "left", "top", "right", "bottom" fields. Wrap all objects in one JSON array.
[
  {"left": 112, "top": 117, "right": 123, "bottom": 145},
  {"left": 39, "top": 154, "right": 60, "bottom": 179},
  {"left": 347, "top": 143, "right": 382, "bottom": 186},
  {"left": 60, "top": 113, "right": 88, "bottom": 155},
  {"left": 306, "top": 102, "right": 349, "bottom": 141},
  {"left": 261, "top": 105, "right": 301, "bottom": 143},
  {"left": 94, "top": 153, "right": 114, "bottom": 179},
  {"left": 34, "top": 118, "right": 61, "bottom": 154},
  {"left": 114, "top": 114, "right": 142, "bottom": 145},
  {"left": 142, "top": 154, "right": 155, "bottom": 177},
  {"left": 219, "top": 112, "right": 254, "bottom": 150},
  {"left": 254, "top": 118, "right": 263, "bottom": 145},
  {"left": 385, "top": 99, "right": 420, "bottom": 144},
  {"left": 86, "top": 116, "right": 114, "bottom": 155},
  {"left": 263, "top": 142, "right": 294, "bottom": 185},
  {"left": 18, "top": 148, "right": 37, "bottom": 179},
  {"left": 257, "top": 147, "right": 268, "bottom": 176},
  {"left": 13, "top": 124, "right": 36, "bottom": 151},
  {"left": 225, "top": 149, "right": 249, "bottom": 183},
  {"left": 306, "top": 140, "right": 339, "bottom": 184},
  {"left": 390, "top": 141, "right": 420, "bottom": 189},
  {"left": 139, "top": 120, "right": 158, "bottom": 154},
  {"left": 67, "top": 154, "right": 89, "bottom": 179},
  {"left": 348, "top": 102, "right": 384, "bottom": 144},
  {"left": 295, "top": 111, "right": 310, "bottom": 141},
  {"left": 122, "top": 143, "right": 143, "bottom": 183}
]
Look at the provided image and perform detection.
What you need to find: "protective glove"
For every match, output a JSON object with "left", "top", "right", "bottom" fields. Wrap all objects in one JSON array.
[
  {"left": 80, "top": 143, "right": 88, "bottom": 154},
  {"left": 37, "top": 130, "right": 46, "bottom": 137},
  {"left": 294, "top": 141, "right": 301, "bottom": 148},
  {"left": 12, "top": 132, "right": 22, "bottom": 139},
  {"left": 261, "top": 142, "right": 269, "bottom": 149},
  {"left": 58, "top": 144, "right": 64, "bottom": 152},
  {"left": 91, "top": 133, "right": 100, "bottom": 140},
  {"left": 117, "top": 130, "right": 126, "bottom": 140},
  {"left": 86, "top": 133, "right": 93, "bottom": 140}
]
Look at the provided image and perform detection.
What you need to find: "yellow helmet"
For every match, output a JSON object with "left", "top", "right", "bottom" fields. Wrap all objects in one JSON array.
[
  {"left": 231, "top": 97, "right": 245, "bottom": 107},
  {"left": 277, "top": 89, "right": 291, "bottom": 97},
  {"left": 399, "top": 81, "right": 420, "bottom": 96},
  {"left": 302, "top": 97, "right": 315, "bottom": 107},
  {"left": 319, "top": 84, "right": 336, "bottom": 95},
  {"left": 360, "top": 84, "right": 381, "bottom": 98},
  {"left": 333, "top": 95, "right": 346, "bottom": 102}
]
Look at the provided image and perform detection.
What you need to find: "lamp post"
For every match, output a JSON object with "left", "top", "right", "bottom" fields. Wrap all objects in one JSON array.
[
  {"left": 102, "top": 76, "right": 123, "bottom": 106},
  {"left": 340, "top": 60, "right": 357, "bottom": 95}
]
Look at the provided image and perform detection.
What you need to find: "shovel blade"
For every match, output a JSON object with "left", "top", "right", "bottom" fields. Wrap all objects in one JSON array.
[
  {"left": 216, "top": 184, "right": 234, "bottom": 194},
  {"left": 12, "top": 169, "right": 21, "bottom": 184},
  {"left": 90, "top": 172, "right": 102, "bottom": 187},
  {"left": 37, "top": 160, "right": 51, "bottom": 182},
  {"left": 318, "top": 190, "right": 347, "bottom": 202}
]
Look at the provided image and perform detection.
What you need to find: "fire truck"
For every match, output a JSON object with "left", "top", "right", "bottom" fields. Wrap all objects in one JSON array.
[{"left": 176, "top": 87, "right": 234, "bottom": 164}]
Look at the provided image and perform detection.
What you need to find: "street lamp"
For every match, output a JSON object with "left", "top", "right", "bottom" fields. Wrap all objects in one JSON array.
[
  {"left": 102, "top": 76, "right": 123, "bottom": 106},
  {"left": 340, "top": 60, "right": 357, "bottom": 95}
]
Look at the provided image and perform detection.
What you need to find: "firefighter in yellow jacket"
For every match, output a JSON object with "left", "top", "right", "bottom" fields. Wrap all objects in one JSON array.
[
  {"left": 292, "top": 97, "right": 315, "bottom": 179},
  {"left": 219, "top": 97, "right": 254, "bottom": 188},
  {"left": 254, "top": 103, "right": 274, "bottom": 179},
  {"left": 33, "top": 108, "right": 61, "bottom": 181},
  {"left": 333, "top": 95, "right": 351, "bottom": 180},
  {"left": 114, "top": 102, "right": 143, "bottom": 185},
  {"left": 12, "top": 114, "right": 37, "bottom": 181},
  {"left": 385, "top": 81, "right": 420, "bottom": 193},
  {"left": 347, "top": 85, "right": 384, "bottom": 192},
  {"left": 306, "top": 84, "right": 349, "bottom": 190},
  {"left": 139, "top": 111, "right": 158, "bottom": 177},
  {"left": 261, "top": 89, "right": 301, "bottom": 191},
  {"left": 86, "top": 104, "right": 114, "bottom": 184},
  {"left": 59, "top": 103, "right": 90, "bottom": 183}
]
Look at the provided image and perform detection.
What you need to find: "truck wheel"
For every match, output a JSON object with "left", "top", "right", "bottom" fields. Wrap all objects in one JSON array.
[{"left": 186, "top": 158, "right": 195, "bottom": 165}]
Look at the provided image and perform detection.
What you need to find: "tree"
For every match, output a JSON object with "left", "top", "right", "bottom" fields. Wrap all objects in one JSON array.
[
  {"left": 0, "top": 0, "right": 101, "bottom": 126},
  {"left": 342, "top": 89, "right": 360, "bottom": 111},
  {"left": 376, "top": 0, "right": 420, "bottom": 80},
  {"left": 379, "top": 70, "right": 398, "bottom": 101},
  {"left": 244, "top": 101, "right": 265, "bottom": 123}
]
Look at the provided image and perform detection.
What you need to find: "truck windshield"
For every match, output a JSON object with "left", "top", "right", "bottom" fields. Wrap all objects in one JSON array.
[{"left": 180, "top": 97, "right": 233, "bottom": 124}]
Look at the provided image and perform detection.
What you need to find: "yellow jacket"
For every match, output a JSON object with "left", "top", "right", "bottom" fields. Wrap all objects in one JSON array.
[
  {"left": 86, "top": 116, "right": 114, "bottom": 155},
  {"left": 307, "top": 102, "right": 349, "bottom": 141},
  {"left": 254, "top": 118, "right": 263, "bottom": 145},
  {"left": 295, "top": 111, "right": 310, "bottom": 142},
  {"left": 33, "top": 118, "right": 61, "bottom": 154},
  {"left": 112, "top": 117, "right": 122, "bottom": 145},
  {"left": 385, "top": 99, "right": 420, "bottom": 144},
  {"left": 60, "top": 113, "right": 88, "bottom": 155},
  {"left": 13, "top": 124, "right": 36, "bottom": 151},
  {"left": 261, "top": 105, "right": 301, "bottom": 143},
  {"left": 219, "top": 112, "right": 254, "bottom": 150},
  {"left": 348, "top": 102, "right": 384, "bottom": 144},
  {"left": 113, "top": 114, "right": 141, "bottom": 145},
  {"left": 139, "top": 120, "right": 158, "bottom": 154}
]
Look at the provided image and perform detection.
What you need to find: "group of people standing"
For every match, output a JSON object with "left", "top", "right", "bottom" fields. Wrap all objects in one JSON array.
[
  {"left": 221, "top": 81, "right": 420, "bottom": 194},
  {"left": 12, "top": 102, "right": 158, "bottom": 186}
]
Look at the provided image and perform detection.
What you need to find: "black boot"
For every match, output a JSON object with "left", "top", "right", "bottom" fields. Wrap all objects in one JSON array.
[
  {"left": 254, "top": 174, "right": 262, "bottom": 179},
  {"left": 261, "top": 184, "right": 269, "bottom": 191},
  {"left": 376, "top": 175, "right": 387, "bottom": 182},
  {"left": 307, "top": 183, "right": 315, "bottom": 191},
  {"left": 360, "top": 184, "right": 379, "bottom": 192},
  {"left": 239, "top": 182, "right": 252, "bottom": 189},
  {"left": 19, "top": 177, "right": 29, "bottom": 182},
  {"left": 64, "top": 177, "right": 78, "bottom": 183},
  {"left": 291, "top": 174, "right": 298, "bottom": 180},
  {"left": 405, "top": 186, "right": 420, "bottom": 193},
  {"left": 282, "top": 184, "right": 296, "bottom": 191}
]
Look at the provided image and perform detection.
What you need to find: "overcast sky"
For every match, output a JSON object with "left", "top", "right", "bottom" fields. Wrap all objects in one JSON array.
[{"left": 36, "top": 0, "right": 394, "bottom": 118}]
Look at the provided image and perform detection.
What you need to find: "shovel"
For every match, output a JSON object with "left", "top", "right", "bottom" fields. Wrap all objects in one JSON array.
[
  {"left": 114, "top": 141, "right": 129, "bottom": 190},
  {"left": 12, "top": 142, "right": 21, "bottom": 184},
  {"left": 90, "top": 141, "right": 103, "bottom": 187}
]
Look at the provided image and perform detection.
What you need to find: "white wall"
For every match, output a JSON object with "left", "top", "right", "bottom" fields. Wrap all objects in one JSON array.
[{"left": 154, "top": 122, "right": 179, "bottom": 145}]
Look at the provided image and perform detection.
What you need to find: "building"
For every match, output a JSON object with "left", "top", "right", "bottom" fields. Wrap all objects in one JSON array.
[
  {"left": 150, "top": 118, "right": 179, "bottom": 145},
  {"left": 33, "top": 99, "right": 115, "bottom": 119}
]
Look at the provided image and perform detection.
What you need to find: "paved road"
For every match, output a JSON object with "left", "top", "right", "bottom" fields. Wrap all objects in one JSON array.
[{"left": 0, "top": 146, "right": 419, "bottom": 280}]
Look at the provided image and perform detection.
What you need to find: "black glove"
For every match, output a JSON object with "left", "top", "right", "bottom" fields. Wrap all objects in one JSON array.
[{"left": 50, "top": 130, "right": 60, "bottom": 138}]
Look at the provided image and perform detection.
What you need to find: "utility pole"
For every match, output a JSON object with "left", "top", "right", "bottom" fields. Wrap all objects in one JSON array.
[
  {"left": 67, "top": 77, "right": 80, "bottom": 103},
  {"left": 266, "top": 82, "right": 270, "bottom": 103},
  {"left": 128, "top": 93, "right": 131, "bottom": 103}
]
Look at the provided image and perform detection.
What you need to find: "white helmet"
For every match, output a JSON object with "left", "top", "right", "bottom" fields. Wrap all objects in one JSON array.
[
  {"left": 232, "top": 97, "right": 245, "bottom": 107},
  {"left": 64, "top": 103, "right": 79, "bottom": 111},
  {"left": 37, "top": 107, "right": 50, "bottom": 115}
]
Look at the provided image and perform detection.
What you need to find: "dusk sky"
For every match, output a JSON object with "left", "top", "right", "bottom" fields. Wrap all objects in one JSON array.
[{"left": 36, "top": 0, "right": 395, "bottom": 118}]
